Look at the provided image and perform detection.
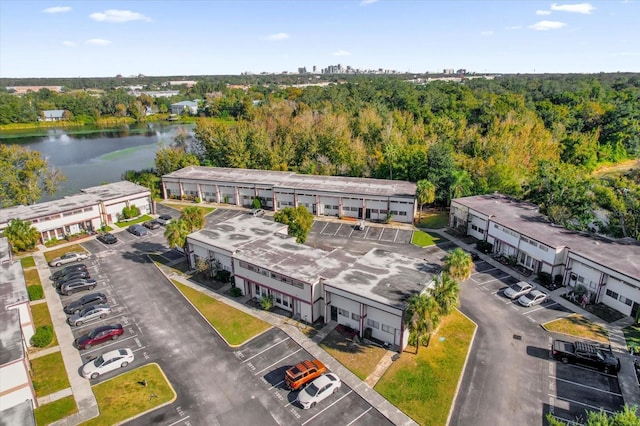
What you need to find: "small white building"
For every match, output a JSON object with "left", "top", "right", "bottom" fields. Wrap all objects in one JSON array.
[
  {"left": 162, "top": 166, "right": 417, "bottom": 223},
  {"left": 187, "top": 214, "right": 433, "bottom": 350},
  {"left": 41, "top": 110, "right": 65, "bottom": 121},
  {"left": 170, "top": 101, "right": 198, "bottom": 115},
  {"left": 450, "top": 194, "right": 640, "bottom": 317}
]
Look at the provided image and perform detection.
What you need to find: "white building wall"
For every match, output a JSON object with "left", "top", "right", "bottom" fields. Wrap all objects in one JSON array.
[
  {"left": 489, "top": 223, "right": 520, "bottom": 255},
  {"left": 0, "top": 362, "right": 32, "bottom": 411},
  {"left": 467, "top": 214, "right": 488, "bottom": 240},
  {"left": 342, "top": 197, "right": 362, "bottom": 220},
  {"left": 566, "top": 258, "right": 601, "bottom": 293},
  {"left": 10, "top": 304, "right": 34, "bottom": 345},
  {"left": 319, "top": 196, "right": 340, "bottom": 217},
  {"left": 330, "top": 293, "right": 361, "bottom": 330},
  {"left": 388, "top": 200, "right": 413, "bottom": 222},
  {"left": 218, "top": 185, "right": 237, "bottom": 204},
  {"left": 603, "top": 276, "right": 638, "bottom": 316},
  {"left": 257, "top": 189, "right": 274, "bottom": 208},
  {"left": 237, "top": 187, "right": 255, "bottom": 207},
  {"left": 364, "top": 306, "right": 403, "bottom": 346},
  {"left": 275, "top": 191, "right": 294, "bottom": 208},
  {"left": 296, "top": 194, "right": 316, "bottom": 214}
]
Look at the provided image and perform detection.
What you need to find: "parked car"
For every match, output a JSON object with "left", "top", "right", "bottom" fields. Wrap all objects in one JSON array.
[
  {"left": 249, "top": 209, "right": 265, "bottom": 217},
  {"left": 81, "top": 348, "right": 134, "bottom": 379},
  {"left": 49, "top": 251, "right": 89, "bottom": 267},
  {"left": 75, "top": 324, "right": 124, "bottom": 350},
  {"left": 143, "top": 220, "right": 160, "bottom": 230},
  {"left": 59, "top": 279, "right": 98, "bottom": 296},
  {"left": 51, "top": 264, "right": 87, "bottom": 280},
  {"left": 64, "top": 292, "right": 107, "bottom": 315},
  {"left": 97, "top": 233, "right": 118, "bottom": 244},
  {"left": 127, "top": 224, "right": 148, "bottom": 236},
  {"left": 68, "top": 304, "right": 111, "bottom": 326},
  {"left": 504, "top": 281, "right": 535, "bottom": 299},
  {"left": 54, "top": 271, "right": 91, "bottom": 288},
  {"left": 285, "top": 359, "right": 327, "bottom": 390},
  {"left": 296, "top": 373, "right": 341, "bottom": 409},
  {"left": 156, "top": 214, "right": 173, "bottom": 225},
  {"left": 354, "top": 220, "right": 365, "bottom": 231},
  {"left": 517, "top": 289, "right": 548, "bottom": 307},
  {"left": 551, "top": 339, "right": 620, "bottom": 374}
]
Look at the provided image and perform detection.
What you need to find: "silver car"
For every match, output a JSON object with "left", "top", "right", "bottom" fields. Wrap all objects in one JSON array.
[
  {"left": 517, "top": 290, "right": 548, "bottom": 307},
  {"left": 503, "top": 281, "right": 534, "bottom": 299},
  {"left": 68, "top": 304, "right": 111, "bottom": 326},
  {"left": 49, "top": 251, "right": 89, "bottom": 267}
]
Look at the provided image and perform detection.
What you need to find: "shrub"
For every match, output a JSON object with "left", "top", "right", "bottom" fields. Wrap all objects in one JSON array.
[
  {"left": 121, "top": 205, "right": 140, "bottom": 219},
  {"left": 476, "top": 241, "right": 493, "bottom": 253},
  {"left": 260, "top": 295, "right": 274, "bottom": 311},
  {"left": 229, "top": 287, "right": 242, "bottom": 297},
  {"left": 194, "top": 197, "right": 201, "bottom": 204},
  {"left": 30, "top": 326, "right": 53, "bottom": 347},
  {"left": 216, "top": 270, "right": 231, "bottom": 283},
  {"left": 252, "top": 197, "right": 262, "bottom": 209},
  {"left": 28, "top": 285, "right": 44, "bottom": 301},
  {"left": 537, "top": 272, "right": 552, "bottom": 286},
  {"left": 554, "top": 274, "right": 563, "bottom": 286}
]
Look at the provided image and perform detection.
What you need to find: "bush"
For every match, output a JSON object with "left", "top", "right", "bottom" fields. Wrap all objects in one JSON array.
[
  {"left": 121, "top": 205, "right": 141, "bottom": 219},
  {"left": 216, "top": 270, "right": 231, "bottom": 283},
  {"left": 476, "top": 241, "right": 493, "bottom": 253},
  {"left": 252, "top": 197, "right": 262, "bottom": 209},
  {"left": 28, "top": 285, "right": 44, "bottom": 301},
  {"left": 30, "top": 326, "right": 53, "bottom": 347},
  {"left": 260, "top": 295, "right": 274, "bottom": 311},
  {"left": 229, "top": 287, "right": 242, "bottom": 297},
  {"left": 537, "top": 271, "right": 552, "bottom": 286}
]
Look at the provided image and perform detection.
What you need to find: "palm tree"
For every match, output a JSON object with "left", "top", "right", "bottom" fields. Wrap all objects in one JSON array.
[
  {"left": 3, "top": 218, "right": 40, "bottom": 253},
  {"left": 443, "top": 247, "right": 474, "bottom": 280},
  {"left": 181, "top": 206, "right": 205, "bottom": 232},
  {"left": 449, "top": 169, "right": 473, "bottom": 204},
  {"left": 430, "top": 273, "right": 460, "bottom": 315},
  {"left": 164, "top": 219, "right": 189, "bottom": 254},
  {"left": 416, "top": 179, "right": 436, "bottom": 223},
  {"left": 404, "top": 293, "right": 440, "bottom": 354}
]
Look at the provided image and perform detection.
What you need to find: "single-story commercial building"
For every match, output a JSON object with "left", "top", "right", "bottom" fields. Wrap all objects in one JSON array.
[
  {"left": 187, "top": 214, "right": 434, "bottom": 350},
  {"left": 0, "top": 181, "right": 152, "bottom": 244},
  {"left": 450, "top": 193, "right": 640, "bottom": 317},
  {"left": 40, "top": 110, "right": 65, "bottom": 121},
  {"left": 170, "top": 100, "right": 198, "bottom": 115},
  {"left": 162, "top": 166, "right": 417, "bottom": 223}
]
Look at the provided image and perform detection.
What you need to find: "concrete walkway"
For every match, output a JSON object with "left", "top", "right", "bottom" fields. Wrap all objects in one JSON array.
[{"left": 436, "top": 229, "right": 640, "bottom": 412}]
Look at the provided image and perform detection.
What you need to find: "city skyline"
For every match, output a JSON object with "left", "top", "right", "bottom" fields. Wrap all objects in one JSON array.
[{"left": 0, "top": 0, "right": 638, "bottom": 78}]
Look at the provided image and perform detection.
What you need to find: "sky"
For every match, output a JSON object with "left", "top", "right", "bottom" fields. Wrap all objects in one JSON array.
[{"left": 0, "top": 0, "right": 638, "bottom": 78}]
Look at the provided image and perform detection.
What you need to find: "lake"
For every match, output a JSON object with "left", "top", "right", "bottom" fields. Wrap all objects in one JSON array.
[{"left": 2, "top": 123, "right": 194, "bottom": 202}]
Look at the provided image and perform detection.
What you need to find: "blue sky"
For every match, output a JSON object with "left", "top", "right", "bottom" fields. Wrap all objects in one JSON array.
[{"left": 0, "top": 1, "right": 638, "bottom": 78}]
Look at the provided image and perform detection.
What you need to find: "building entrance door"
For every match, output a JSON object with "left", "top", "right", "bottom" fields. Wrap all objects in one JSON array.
[
  {"left": 330, "top": 306, "right": 337, "bottom": 321},
  {"left": 632, "top": 302, "right": 640, "bottom": 320}
]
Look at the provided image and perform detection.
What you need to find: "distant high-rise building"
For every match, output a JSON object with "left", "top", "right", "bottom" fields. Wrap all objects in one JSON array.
[
  {"left": 312, "top": 65, "right": 317, "bottom": 73},
  {"left": 298, "top": 67, "right": 307, "bottom": 74},
  {"left": 443, "top": 68, "right": 455, "bottom": 74}
]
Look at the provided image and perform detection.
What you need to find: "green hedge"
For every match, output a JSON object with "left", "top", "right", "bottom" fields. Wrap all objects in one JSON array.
[
  {"left": 28, "top": 285, "right": 44, "bottom": 301},
  {"left": 31, "top": 326, "right": 54, "bottom": 348}
]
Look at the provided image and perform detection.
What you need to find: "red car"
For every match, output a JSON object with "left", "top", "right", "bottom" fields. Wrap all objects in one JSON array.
[{"left": 75, "top": 324, "right": 124, "bottom": 350}]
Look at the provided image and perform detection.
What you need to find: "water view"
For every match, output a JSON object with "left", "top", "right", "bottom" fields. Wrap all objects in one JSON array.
[{"left": 2, "top": 123, "right": 194, "bottom": 202}]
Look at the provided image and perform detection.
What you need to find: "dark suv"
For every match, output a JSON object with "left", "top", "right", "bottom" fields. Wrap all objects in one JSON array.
[
  {"left": 51, "top": 264, "right": 88, "bottom": 280},
  {"left": 55, "top": 271, "right": 91, "bottom": 288},
  {"left": 64, "top": 292, "right": 107, "bottom": 314},
  {"left": 59, "top": 279, "right": 98, "bottom": 296}
]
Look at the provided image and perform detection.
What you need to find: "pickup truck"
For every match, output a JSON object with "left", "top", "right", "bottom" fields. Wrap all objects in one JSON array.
[{"left": 551, "top": 339, "right": 621, "bottom": 374}]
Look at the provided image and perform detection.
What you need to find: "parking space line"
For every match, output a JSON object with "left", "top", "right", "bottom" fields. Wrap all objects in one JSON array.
[
  {"left": 550, "top": 376, "right": 622, "bottom": 396},
  {"left": 243, "top": 337, "right": 291, "bottom": 363},
  {"left": 348, "top": 227, "right": 355, "bottom": 238},
  {"left": 254, "top": 348, "right": 302, "bottom": 375},
  {"left": 377, "top": 229, "right": 384, "bottom": 241},
  {"left": 346, "top": 407, "right": 372, "bottom": 426},
  {"left": 269, "top": 380, "right": 285, "bottom": 390},
  {"left": 82, "top": 334, "right": 139, "bottom": 355},
  {"left": 363, "top": 227, "right": 371, "bottom": 239},
  {"left": 166, "top": 416, "right": 191, "bottom": 426},
  {"left": 522, "top": 302, "right": 556, "bottom": 315},
  {"left": 392, "top": 229, "right": 399, "bottom": 243},
  {"left": 549, "top": 394, "right": 615, "bottom": 414},
  {"left": 320, "top": 223, "right": 329, "bottom": 234},
  {"left": 301, "top": 390, "right": 353, "bottom": 426},
  {"left": 132, "top": 346, "right": 147, "bottom": 353},
  {"left": 334, "top": 224, "right": 343, "bottom": 236}
]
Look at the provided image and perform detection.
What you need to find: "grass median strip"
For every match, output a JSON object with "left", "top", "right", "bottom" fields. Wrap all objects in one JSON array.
[
  {"left": 34, "top": 395, "right": 77, "bottom": 426},
  {"left": 21, "top": 255, "right": 36, "bottom": 268},
  {"left": 44, "top": 244, "right": 89, "bottom": 263},
  {"left": 82, "top": 363, "right": 175, "bottom": 426},
  {"left": 543, "top": 314, "right": 609, "bottom": 343},
  {"left": 115, "top": 214, "right": 153, "bottom": 228},
  {"left": 162, "top": 203, "right": 216, "bottom": 215},
  {"left": 31, "top": 302, "right": 58, "bottom": 348},
  {"left": 24, "top": 268, "right": 41, "bottom": 286},
  {"left": 172, "top": 280, "right": 270, "bottom": 346},
  {"left": 375, "top": 310, "right": 476, "bottom": 426},
  {"left": 31, "top": 351, "right": 70, "bottom": 397},
  {"left": 411, "top": 230, "right": 445, "bottom": 247}
]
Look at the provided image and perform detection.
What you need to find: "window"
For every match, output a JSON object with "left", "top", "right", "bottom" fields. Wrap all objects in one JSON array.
[
  {"left": 367, "top": 319, "right": 379, "bottom": 329},
  {"left": 399, "top": 211, "right": 407, "bottom": 216},
  {"left": 351, "top": 313, "right": 360, "bottom": 321},
  {"left": 619, "top": 296, "right": 633, "bottom": 306},
  {"left": 381, "top": 324, "right": 394, "bottom": 334},
  {"left": 606, "top": 289, "right": 619, "bottom": 299},
  {"left": 471, "top": 224, "right": 478, "bottom": 231},
  {"left": 338, "top": 308, "right": 349, "bottom": 317}
]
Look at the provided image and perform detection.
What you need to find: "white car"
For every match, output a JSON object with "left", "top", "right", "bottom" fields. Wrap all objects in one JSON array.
[
  {"left": 517, "top": 290, "right": 548, "bottom": 307},
  {"left": 81, "top": 348, "right": 134, "bottom": 379},
  {"left": 297, "top": 373, "right": 341, "bottom": 409},
  {"left": 250, "top": 208, "right": 265, "bottom": 217},
  {"left": 49, "top": 251, "right": 89, "bottom": 267},
  {"left": 504, "top": 281, "right": 534, "bottom": 299},
  {"left": 68, "top": 304, "right": 111, "bottom": 326}
]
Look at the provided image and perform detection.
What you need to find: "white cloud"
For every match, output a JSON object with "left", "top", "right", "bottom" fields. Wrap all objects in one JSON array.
[
  {"left": 611, "top": 51, "right": 640, "bottom": 56},
  {"left": 360, "top": 0, "right": 379, "bottom": 5},
  {"left": 505, "top": 25, "right": 522, "bottom": 30},
  {"left": 265, "top": 32, "right": 290, "bottom": 41},
  {"left": 63, "top": 41, "right": 77, "bottom": 47},
  {"left": 550, "top": 3, "right": 595, "bottom": 14},
  {"left": 331, "top": 49, "right": 351, "bottom": 56},
  {"left": 85, "top": 38, "right": 112, "bottom": 46},
  {"left": 42, "top": 6, "right": 71, "bottom": 13},
  {"left": 480, "top": 30, "right": 494, "bottom": 36},
  {"left": 89, "top": 9, "right": 151, "bottom": 23},
  {"left": 529, "top": 20, "right": 567, "bottom": 30},
  {"left": 536, "top": 10, "right": 552, "bottom": 15}
]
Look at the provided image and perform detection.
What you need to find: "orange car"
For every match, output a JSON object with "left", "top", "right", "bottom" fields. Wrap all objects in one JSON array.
[{"left": 284, "top": 359, "right": 327, "bottom": 390}]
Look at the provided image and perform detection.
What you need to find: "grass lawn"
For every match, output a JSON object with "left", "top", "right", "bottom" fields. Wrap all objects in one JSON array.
[
  {"left": 31, "top": 303, "right": 58, "bottom": 347},
  {"left": 319, "top": 330, "right": 387, "bottom": 380},
  {"left": 21, "top": 256, "right": 36, "bottom": 268},
  {"left": 34, "top": 395, "right": 77, "bottom": 426},
  {"left": 114, "top": 214, "right": 153, "bottom": 228},
  {"left": 375, "top": 310, "right": 476, "bottom": 426},
  {"left": 172, "top": 280, "right": 271, "bottom": 346},
  {"left": 416, "top": 212, "right": 449, "bottom": 229},
  {"left": 543, "top": 314, "right": 609, "bottom": 343},
  {"left": 411, "top": 230, "right": 446, "bottom": 247},
  {"left": 82, "top": 364, "right": 175, "bottom": 426},
  {"left": 161, "top": 202, "right": 216, "bottom": 215},
  {"left": 44, "top": 244, "right": 89, "bottom": 263},
  {"left": 622, "top": 324, "right": 640, "bottom": 352},
  {"left": 31, "top": 351, "right": 70, "bottom": 397},
  {"left": 24, "top": 268, "right": 42, "bottom": 286}
]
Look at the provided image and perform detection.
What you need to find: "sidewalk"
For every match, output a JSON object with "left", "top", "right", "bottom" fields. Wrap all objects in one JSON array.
[
  {"left": 158, "top": 264, "right": 417, "bottom": 426},
  {"left": 436, "top": 229, "right": 640, "bottom": 411}
]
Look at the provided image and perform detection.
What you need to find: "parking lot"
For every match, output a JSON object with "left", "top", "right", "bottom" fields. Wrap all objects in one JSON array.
[
  {"left": 308, "top": 221, "right": 414, "bottom": 245},
  {"left": 234, "top": 328, "right": 392, "bottom": 426}
]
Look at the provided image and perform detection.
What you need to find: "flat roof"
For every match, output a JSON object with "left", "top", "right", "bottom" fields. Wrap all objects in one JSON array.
[
  {"left": 0, "top": 261, "right": 28, "bottom": 308},
  {"left": 0, "top": 237, "right": 11, "bottom": 264},
  {"left": 0, "top": 310, "right": 23, "bottom": 365},
  {"left": 164, "top": 166, "right": 417, "bottom": 199},
  {"left": 0, "top": 181, "right": 149, "bottom": 224},
  {"left": 325, "top": 249, "right": 433, "bottom": 309},
  {"left": 455, "top": 194, "right": 640, "bottom": 281},
  {"left": 0, "top": 400, "right": 35, "bottom": 426}
]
